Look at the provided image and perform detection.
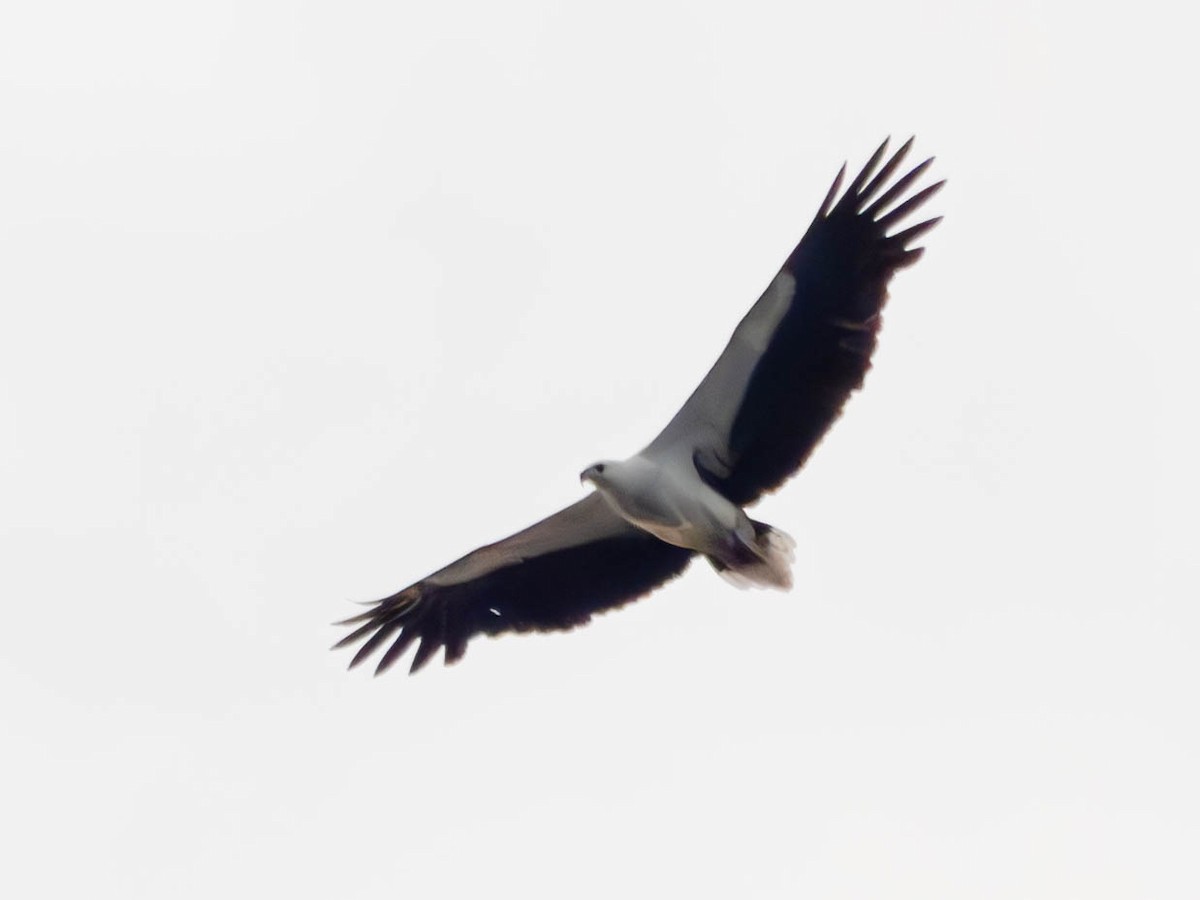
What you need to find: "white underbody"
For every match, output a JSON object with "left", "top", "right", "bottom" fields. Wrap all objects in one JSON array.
[{"left": 584, "top": 454, "right": 794, "bottom": 590}]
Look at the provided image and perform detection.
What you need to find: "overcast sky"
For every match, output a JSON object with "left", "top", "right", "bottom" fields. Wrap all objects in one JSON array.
[{"left": 2, "top": 2, "right": 1196, "bottom": 898}]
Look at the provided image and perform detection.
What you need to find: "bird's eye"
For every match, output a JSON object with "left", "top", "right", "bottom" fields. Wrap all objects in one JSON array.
[{"left": 595, "top": 464, "right": 605, "bottom": 474}]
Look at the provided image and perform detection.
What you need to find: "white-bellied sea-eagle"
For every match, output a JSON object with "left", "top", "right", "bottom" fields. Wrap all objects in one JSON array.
[{"left": 335, "top": 138, "right": 943, "bottom": 675}]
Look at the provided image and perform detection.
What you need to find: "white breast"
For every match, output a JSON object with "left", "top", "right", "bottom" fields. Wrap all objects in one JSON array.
[{"left": 594, "top": 454, "right": 746, "bottom": 554}]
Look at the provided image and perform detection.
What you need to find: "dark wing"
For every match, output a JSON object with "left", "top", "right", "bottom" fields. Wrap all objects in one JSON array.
[
  {"left": 334, "top": 493, "right": 694, "bottom": 675},
  {"left": 644, "top": 137, "right": 943, "bottom": 505}
]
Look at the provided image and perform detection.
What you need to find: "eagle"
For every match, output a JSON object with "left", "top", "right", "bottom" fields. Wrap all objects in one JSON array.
[{"left": 335, "top": 138, "right": 943, "bottom": 675}]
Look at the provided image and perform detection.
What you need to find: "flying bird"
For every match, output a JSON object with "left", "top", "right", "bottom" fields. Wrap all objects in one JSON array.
[{"left": 335, "top": 138, "right": 943, "bottom": 675}]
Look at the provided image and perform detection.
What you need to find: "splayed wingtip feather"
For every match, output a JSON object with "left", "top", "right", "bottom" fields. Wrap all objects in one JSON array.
[
  {"left": 846, "top": 137, "right": 892, "bottom": 199},
  {"left": 864, "top": 157, "right": 935, "bottom": 219},
  {"left": 856, "top": 137, "right": 915, "bottom": 210},
  {"left": 876, "top": 179, "right": 946, "bottom": 230},
  {"left": 374, "top": 628, "right": 419, "bottom": 676},
  {"left": 818, "top": 163, "right": 847, "bottom": 218}
]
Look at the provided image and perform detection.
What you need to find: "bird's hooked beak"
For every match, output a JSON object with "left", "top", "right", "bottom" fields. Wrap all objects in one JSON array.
[{"left": 580, "top": 463, "right": 604, "bottom": 486}]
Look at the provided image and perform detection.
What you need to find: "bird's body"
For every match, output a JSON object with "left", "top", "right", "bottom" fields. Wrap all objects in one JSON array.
[
  {"left": 583, "top": 456, "right": 754, "bottom": 562},
  {"left": 336, "top": 138, "right": 943, "bottom": 675}
]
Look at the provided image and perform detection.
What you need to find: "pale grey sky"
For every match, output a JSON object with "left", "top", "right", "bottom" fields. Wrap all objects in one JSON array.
[{"left": 2, "top": 2, "right": 1196, "bottom": 898}]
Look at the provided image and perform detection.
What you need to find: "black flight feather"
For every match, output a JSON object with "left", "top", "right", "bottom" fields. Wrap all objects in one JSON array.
[
  {"left": 708, "top": 142, "right": 943, "bottom": 505},
  {"left": 337, "top": 533, "right": 693, "bottom": 675}
]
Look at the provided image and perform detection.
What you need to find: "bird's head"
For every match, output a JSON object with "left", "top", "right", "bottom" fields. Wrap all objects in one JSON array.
[{"left": 580, "top": 461, "right": 615, "bottom": 486}]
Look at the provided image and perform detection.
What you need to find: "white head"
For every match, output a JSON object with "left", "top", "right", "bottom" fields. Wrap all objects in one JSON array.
[{"left": 579, "top": 461, "right": 619, "bottom": 487}]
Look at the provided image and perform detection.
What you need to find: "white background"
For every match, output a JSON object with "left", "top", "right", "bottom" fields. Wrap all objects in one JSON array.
[{"left": 2, "top": 2, "right": 1196, "bottom": 897}]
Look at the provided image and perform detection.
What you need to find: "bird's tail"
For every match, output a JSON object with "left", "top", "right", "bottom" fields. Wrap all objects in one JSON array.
[{"left": 709, "top": 521, "right": 796, "bottom": 591}]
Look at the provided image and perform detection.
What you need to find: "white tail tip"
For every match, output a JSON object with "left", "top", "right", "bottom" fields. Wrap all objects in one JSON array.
[{"left": 716, "top": 526, "right": 795, "bottom": 591}]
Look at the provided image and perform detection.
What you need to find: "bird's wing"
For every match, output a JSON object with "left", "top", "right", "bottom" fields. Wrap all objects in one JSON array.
[
  {"left": 334, "top": 493, "right": 694, "bottom": 675},
  {"left": 644, "top": 138, "right": 943, "bottom": 505}
]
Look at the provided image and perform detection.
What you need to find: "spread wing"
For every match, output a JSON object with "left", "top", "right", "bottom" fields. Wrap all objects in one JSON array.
[
  {"left": 644, "top": 137, "right": 943, "bottom": 505},
  {"left": 334, "top": 493, "right": 694, "bottom": 675}
]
